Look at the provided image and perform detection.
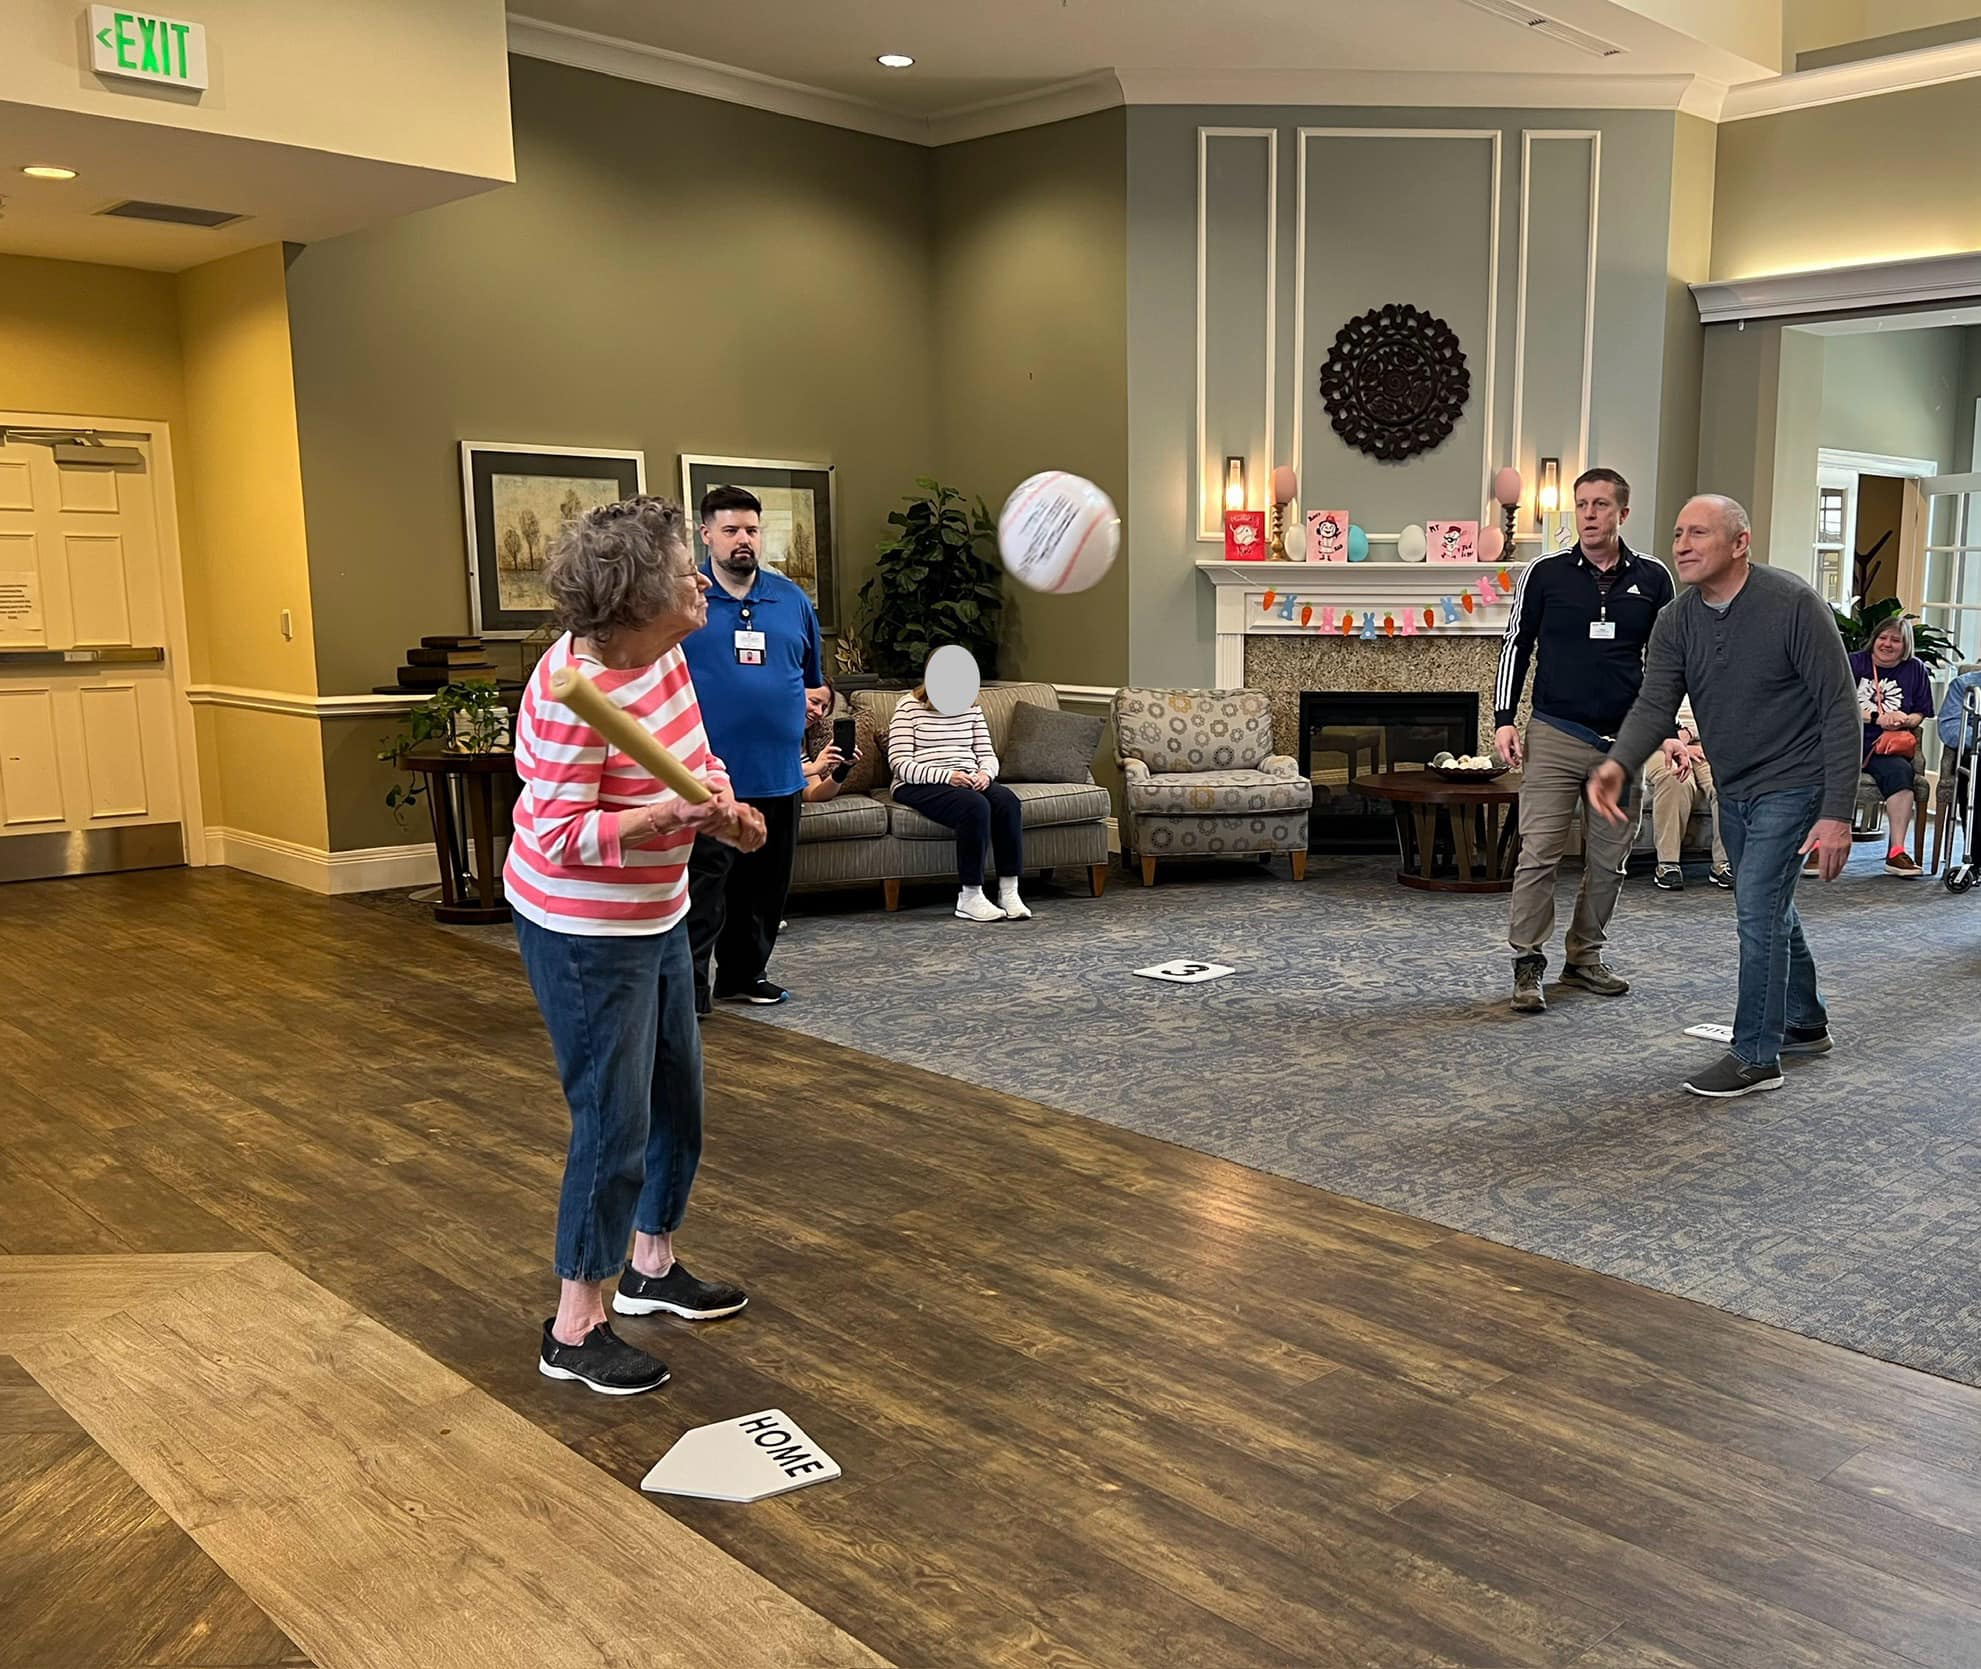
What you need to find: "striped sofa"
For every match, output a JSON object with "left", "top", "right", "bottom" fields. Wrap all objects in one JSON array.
[{"left": 792, "top": 681, "right": 1112, "bottom": 910}]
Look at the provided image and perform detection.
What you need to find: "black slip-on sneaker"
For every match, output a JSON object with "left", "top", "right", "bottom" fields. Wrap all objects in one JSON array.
[
  {"left": 1684, "top": 1052, "right": 1784, "bottom": 1098},
  {"left": 718, "top": 978, "right": 789, "bottom": 1006},
  {"left": 1708, "top": 865, "right": 1734, "bottom": 890},
  {"left": 1653, "top": 865, "right": 1685, "bottom": 890},
  {"left": 538, "top": 1320, "right": 669, "bottom": 1395},
  {"left": 613, "top": 1261, "right": 749, "bottom": 1321},
  {"left": 1781, "top": 1025, "right": 1834, "bottom": 1056}
]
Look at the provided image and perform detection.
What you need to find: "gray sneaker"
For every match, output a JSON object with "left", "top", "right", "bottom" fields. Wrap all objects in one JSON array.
[
  {"left": 1781, "top": 1025, "right": 1833, "bottom": 1056},
  {"left": 1684, "top": 1052, "right": 1784, "bottom": 1098},
  {"left": 1511, "top": 954, "right": 1546, "bottom": 1014},
  {"left": 1561, "top": 960, "right": 1630, "bottom": 996}
]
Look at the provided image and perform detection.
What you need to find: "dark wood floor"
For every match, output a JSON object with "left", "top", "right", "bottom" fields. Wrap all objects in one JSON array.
[{"left": 5, "top": 868, "right": 1981, "bottom": 1669}]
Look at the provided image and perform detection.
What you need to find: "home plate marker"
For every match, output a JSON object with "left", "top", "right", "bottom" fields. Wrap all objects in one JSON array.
[
  {"left": 1134, "top": 960, "right": 1235, "bottom": 984},
  {"left": 640, "top": 1409, "right": 840, "bottom": 1502},
  {"left": 1684, "top": 1023, "right": 1734, "bottom": 1043}
]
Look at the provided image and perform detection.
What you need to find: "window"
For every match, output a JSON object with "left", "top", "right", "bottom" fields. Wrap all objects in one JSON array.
[{"left": 1814, "top": 486, "right": 1847, "bottom": 605}]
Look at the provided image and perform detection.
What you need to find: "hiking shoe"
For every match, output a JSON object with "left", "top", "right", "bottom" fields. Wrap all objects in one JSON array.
[
  {"left": 719, "top": 978, "right": 789, "bottom": 1005},
  {"left": 1510, "top": 955, "right": 1546, "bottom": 1014},
  {"left": 538, "top": 1320, "right": 669, "bottom": 1395},
  {"left": 1684, "top": 1052, "right": 1784, "bottom": 1098},
  {"left": 1653, "top": 864, "right": 1685, "bottom": 890},
  {"left": 613, "top": 1261, "right": 749, "bottom": 1321},
  {"left": 1561, "top": 960, "right": 1630, "bottom": 997},
  {"left": 1781, "top": 1025, "right": 1834, "bottom": 1056},
  {"left": 1709, "top": 865, "right": 1734, "bottom": 890},
  {"left": 1885, "top": 850, "right": 1922, "bottom": 878}
]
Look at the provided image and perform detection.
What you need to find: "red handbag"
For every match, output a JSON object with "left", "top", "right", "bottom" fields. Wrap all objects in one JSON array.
[{"left": 1872, "top": 730, "right": 1918, "bottom": 758}]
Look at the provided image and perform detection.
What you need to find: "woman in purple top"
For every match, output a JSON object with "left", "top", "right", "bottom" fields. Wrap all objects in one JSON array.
[{"left": 1846, "top": 616, "right": 1935, "bottom": 876}]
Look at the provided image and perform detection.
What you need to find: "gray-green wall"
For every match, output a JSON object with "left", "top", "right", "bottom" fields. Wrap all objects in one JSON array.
[
  {"left": 1125, "top": 106, "right": 1687, "bottom": 685},
  {"left": 931, "top": 111, "right": 1129, "bottom": 690},
  {"left": 287, "top": 54, "right": 938, "bottom": 849}
]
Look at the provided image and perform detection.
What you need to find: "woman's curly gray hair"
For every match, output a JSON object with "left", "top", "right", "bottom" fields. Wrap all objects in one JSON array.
[{"left": 545, "top": 495, "right": 694, "bottom": 645}]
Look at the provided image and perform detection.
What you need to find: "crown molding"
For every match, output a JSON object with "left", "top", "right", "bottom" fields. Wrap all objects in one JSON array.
[
  {"left": 1690, "top": 251, "right": 1981, "bottom": 324},
  {"left": 1719, "top": 37, "right": 1981, "bottom": 120},
  {"left": 927, "top": 72, "right": 1125, "bottom": 146},
  {"left": 506, "top": 14, "right": 929, "bottom": 144},
  {"left": 1112, "top": 67, "right": 1707, "bottom": 112}
]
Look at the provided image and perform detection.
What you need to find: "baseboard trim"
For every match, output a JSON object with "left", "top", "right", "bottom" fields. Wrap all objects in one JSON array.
[{"left": 206, "top": 828, "right": 440, "bottom": 896}]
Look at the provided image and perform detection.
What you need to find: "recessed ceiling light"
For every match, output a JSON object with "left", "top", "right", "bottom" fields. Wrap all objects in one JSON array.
[
  {"left": 876, "top": 53, "right": 914, "bottom": 68},
  {"left": 22, "top": 165, "right": 77, "bottom": 181}
]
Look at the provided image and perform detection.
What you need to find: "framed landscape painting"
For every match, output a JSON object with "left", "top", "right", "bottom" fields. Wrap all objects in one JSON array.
[
  {"left": 461, "top": 442, "right": 646, "bottom": 637},
  {"left": 680, "top": 454, "right": 838, "bottom": 634}
]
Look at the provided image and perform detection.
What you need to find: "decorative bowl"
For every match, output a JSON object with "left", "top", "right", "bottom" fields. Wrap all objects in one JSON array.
[{"left": 1429, "top": 763, "right": 1510, "bottom": 782}]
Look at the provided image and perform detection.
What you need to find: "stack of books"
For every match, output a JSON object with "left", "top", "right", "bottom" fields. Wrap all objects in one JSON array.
[{"left": 384, "top": 636, "right": 499, "bottom": 692}]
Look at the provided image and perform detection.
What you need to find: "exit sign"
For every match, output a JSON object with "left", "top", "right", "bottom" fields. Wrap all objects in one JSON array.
[{"left": 87, "top": 7, "right": 209, "bottom": 91}]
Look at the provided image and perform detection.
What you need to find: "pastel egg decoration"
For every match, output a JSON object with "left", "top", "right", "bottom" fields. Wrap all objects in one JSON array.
[
  {"left": 1493, "top": 467, "right": 1523, "bottom": 507},
  {"left": 1478, "top": 524, "right": 1505, "bottom": 564},
  {"left": 1346, "top": 523, "right": 1370, "bottom": 563},
  {"left": 1396, "top": 523, "right": 1428, "bottom": 563}
]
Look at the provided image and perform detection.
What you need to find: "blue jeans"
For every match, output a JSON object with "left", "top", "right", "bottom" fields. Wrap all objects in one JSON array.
[
  {"left": 514, "top": 916, "right": 704, "bottom": 1282},
  {"left": 891, "top": 780, "right": 1024, "bottom": 888},
  {"left": 1717, "top": 787, "right": 1829, "bottom": 1068}
]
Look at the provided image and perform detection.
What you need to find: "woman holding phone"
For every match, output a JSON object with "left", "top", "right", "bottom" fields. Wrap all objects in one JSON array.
[{"left": 800, "top": 680, "right": 861, "bottom": 804}]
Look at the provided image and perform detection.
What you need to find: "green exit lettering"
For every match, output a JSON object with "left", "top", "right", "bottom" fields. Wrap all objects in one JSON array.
[{"left": 89, "top": 8, "right": 207, "bottom": 91}]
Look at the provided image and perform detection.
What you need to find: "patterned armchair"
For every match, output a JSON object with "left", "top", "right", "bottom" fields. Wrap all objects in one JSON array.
[{"left": 1111, "top": 688, "right": 1312, "bottom": 885}]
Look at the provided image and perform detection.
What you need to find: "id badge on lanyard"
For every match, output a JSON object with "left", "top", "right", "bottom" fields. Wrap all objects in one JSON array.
[{"left": 734, "top": 602, "right": 766, "bottom": 666}]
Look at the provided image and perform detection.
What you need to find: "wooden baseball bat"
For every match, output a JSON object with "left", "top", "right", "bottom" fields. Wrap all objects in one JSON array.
[{"left": 547, "top": 665, "right": 712, "bottom": 805}]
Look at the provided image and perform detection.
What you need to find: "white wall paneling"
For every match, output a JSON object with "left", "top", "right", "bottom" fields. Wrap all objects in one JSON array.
[
  {"left": 1195, "top": 127, "right": 1277, "bottom": 541},
  {"left": 1512, "top": 131, "right": 1600, "bottom": 508}
]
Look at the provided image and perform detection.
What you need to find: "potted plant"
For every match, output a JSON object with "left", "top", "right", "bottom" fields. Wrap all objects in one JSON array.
[
  {"left": 377, "top": 680, "right": 512, "bottom": 826},
  {"left": 853, "top": 478, "right": 1004, "bottom": 683},
  {"left": 1832, "top": 594, "right": 1961, "bottom": 672}
]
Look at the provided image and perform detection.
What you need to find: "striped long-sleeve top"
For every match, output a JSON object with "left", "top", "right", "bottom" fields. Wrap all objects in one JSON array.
[
  {"left": 888, "top": 696, "right": 998, "bottom": 786},
  {"left": 503, "top": 633, "right": 731, "bottom": 936}
]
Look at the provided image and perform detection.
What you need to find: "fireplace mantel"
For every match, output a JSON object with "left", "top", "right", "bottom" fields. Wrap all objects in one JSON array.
[{"left": 1197, "top": 558, "right": 1516, "bottom": 685}]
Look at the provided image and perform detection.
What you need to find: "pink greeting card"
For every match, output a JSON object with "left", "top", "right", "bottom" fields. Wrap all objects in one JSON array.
[
  {"left": 1306, "top": 509, "right": 1350, "bottom": 563},
  {"left": 1427, "top": 520, "right": 1479, "bottom": 564}
]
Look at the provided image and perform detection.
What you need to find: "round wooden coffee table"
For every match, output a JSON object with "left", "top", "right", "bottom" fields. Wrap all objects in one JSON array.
[{"left": 1355, "top": 769, "right": 1523, "bottom": 893}]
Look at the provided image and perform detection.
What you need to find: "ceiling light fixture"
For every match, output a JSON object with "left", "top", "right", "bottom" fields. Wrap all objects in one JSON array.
[
  {"left": 22, "top": 165, "right": 77, "bottom": 181},
  {"left": 876, "top": 53, "right": 914, "bottom": 68}
]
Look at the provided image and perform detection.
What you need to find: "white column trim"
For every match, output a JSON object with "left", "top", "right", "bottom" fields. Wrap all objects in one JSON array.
[
  {"left": 1195, "top": 127, "right": 1277, "bottom": 543},
  {"left": 1291, "top": 129, "right": 1501, "bottom": 511},
  {"left": 1513, "top": 130, "right": 1601, "bottom": 495}
]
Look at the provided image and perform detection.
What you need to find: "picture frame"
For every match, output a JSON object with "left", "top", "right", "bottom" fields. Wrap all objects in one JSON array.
[
  {"left": 680, "top": 454, "right": 838, "bottom": 634},
  {"left": 461, "top": 442, "right": 646, "bottom": 638}
]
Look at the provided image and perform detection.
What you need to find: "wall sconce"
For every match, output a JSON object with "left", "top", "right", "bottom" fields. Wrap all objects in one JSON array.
[
  {"left": 1537, "top": 457, "right": 1561, "bottom": 518},
  {"left": 1224, "top": 456, "right": 1247, "bottom": 512}
]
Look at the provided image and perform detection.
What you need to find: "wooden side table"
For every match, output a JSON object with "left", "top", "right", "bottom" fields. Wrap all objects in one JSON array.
[
  {"left": 403, "top": 749, "right": 518, "bottom": 923},
  {"left": 1355, "top": 769, "right": 1523, "bottom": 893}
]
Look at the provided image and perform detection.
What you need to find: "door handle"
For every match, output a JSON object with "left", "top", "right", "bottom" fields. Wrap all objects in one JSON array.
[{"left": 0, "top": 646, "right": 166, "bottom": 665}]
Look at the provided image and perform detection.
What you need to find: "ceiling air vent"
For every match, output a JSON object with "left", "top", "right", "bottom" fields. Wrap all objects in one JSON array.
[
  {"left": 1456, "top": 0, "right": 1626, "bottom": 59},
  {"left": 97, "top": 199, "right": 245, "bottom": 228}
]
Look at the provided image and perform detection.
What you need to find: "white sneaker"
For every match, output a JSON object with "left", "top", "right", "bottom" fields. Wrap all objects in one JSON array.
[
  {"left": 955, "top": 887, "right": 1006, "bottom": 923},
  {"left": 998, "top": 883, "right": 1032, "bottom": 920}
]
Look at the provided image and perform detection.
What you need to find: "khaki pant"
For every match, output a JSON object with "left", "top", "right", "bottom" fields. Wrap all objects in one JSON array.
[
  {"left": 1507, "top": 720, "right": 1640, "bottom": 964},
  {"left": 1644, "top": 750, "right": 1728, "bottom": 869}
]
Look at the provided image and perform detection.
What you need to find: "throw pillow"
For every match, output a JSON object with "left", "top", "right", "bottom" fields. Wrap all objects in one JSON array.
[{"left": 999, "top": 701, "right": 1102, "bottom": 784}]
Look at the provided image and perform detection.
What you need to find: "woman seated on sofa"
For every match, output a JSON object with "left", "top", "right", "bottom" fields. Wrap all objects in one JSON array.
[
  {"left": 887, "top": 683, "right": 1029, "bottom": 922},
  {"left": 1844, "top": 615, "right": 1934, "bottom": 878},
  {"left": 800, "top": 680, "right": 860, "bottom": 805}
]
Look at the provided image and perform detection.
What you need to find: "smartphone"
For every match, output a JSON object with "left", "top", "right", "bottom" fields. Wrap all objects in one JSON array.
[{"left": 831, "top": 717, "right": 856, "bottom": 782}]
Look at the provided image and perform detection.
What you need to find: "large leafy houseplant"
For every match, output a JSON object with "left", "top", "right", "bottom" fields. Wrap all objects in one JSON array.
[
  {"left": 854, "top": 478, "right": 1004, "bottom": 682},
  {"left": 1832, "top": 593, "right": 1961, "bottom": 673}
]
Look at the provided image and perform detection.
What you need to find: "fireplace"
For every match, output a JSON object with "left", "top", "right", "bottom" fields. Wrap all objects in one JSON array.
[{"left": 1298, "top": 691, "right": 1480, "bottom": 852}]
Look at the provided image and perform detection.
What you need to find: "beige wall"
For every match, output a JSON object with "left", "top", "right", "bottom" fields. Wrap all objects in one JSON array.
[
  {"left": 175, "top": 246, "right": 328, "bottom": 850},
  {"left": 286, "top": 55, "right": 938, "bottom": 850},
  {"left": 0, "top": 0, "right": 512, "bottom": 180},
  {"left": 1713, "top": 81, "right": 1981, "bottom": 279},
  {"left": 931, "top": 111, "right": 1130, "bottom": 690},
  {"left": 1657, "top": 114, "right": 1718, "bottom": 554}
]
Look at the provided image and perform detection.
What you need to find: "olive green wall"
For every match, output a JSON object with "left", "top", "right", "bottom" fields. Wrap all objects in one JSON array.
[
  {"left": 931, "top": 110, "right": 1130, "bottom": 692},
  {"left": 286, "top": 54, "right": 938, "bottom": 850}
]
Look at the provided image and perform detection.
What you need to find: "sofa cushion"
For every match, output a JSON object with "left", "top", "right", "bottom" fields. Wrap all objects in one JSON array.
[
  {"left": 1126, "top": 768, "right": 1314, "bottom": 817},
  {"left": 888, "top": 779, "right": 1111, "bottom": 840},
  {"left": 796, "top": 792, "right": 888, "bottom": 843},
  {"left": 1113, "top": 688, "right": 1275, "bottom": 773},
  {"left": 1001, "top": 701, "right": 1103, "bottom": 784}
]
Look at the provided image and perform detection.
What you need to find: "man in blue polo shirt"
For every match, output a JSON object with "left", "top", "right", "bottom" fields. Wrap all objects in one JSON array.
[{"left": 682, "top": 485, "right": 822, "bottom": 1014}]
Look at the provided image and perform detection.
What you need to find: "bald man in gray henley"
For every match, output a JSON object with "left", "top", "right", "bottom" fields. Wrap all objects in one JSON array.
[{"left": 1588, "top": 495, "right": 1859, "bottom": 1101}]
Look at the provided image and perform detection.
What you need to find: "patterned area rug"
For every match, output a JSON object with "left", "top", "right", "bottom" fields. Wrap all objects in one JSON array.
[{"left": 734, "top": 852, "right": 1981, "bottom": 1386}]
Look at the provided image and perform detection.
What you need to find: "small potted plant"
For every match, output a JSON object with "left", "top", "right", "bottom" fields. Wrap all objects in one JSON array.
[{"left": 377, "top": 680, "right": 512, "bottom": 825}]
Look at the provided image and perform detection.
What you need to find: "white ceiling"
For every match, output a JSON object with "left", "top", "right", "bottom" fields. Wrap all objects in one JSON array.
[{"left": 515, "top": 0, "right": 1780, "bottom": 120}]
